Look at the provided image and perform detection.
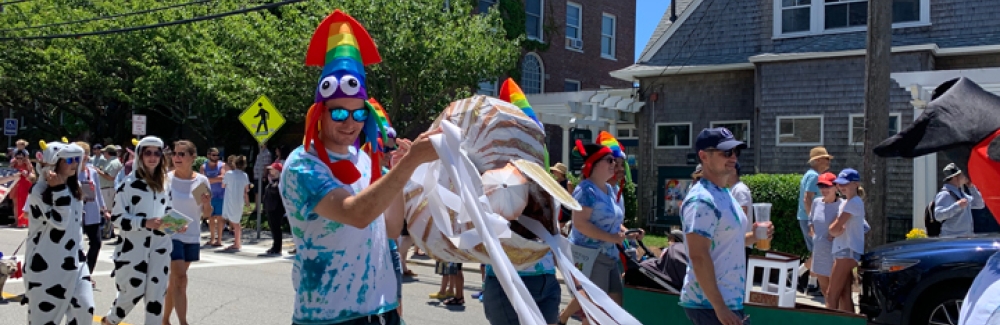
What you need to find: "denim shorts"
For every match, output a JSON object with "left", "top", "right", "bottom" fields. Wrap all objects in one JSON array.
[
  {"left": 483, "top": 274, "right": 561, "bottom": 325},
  {"left": 389, "top": 241, "right": 402, "bottom": 300},
  {"left": 171, "top": 239, "right": 200, "bottom": 262},
  {"left": 833, "top": 248, "right": 861, "bottom": 261},
  {"left": 211, "top": 198, "right": 225, "bottom": 216}
]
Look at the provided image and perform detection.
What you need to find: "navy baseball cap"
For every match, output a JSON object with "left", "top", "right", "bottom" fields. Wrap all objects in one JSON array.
[
  {"left": 695, "top": 127, "right": 747, "bottom": 152},
  {"left": 834, "top": 168, "right": 861, "bottom": 184}
]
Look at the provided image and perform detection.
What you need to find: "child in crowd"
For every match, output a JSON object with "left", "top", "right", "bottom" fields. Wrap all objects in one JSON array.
[{"left": 221, "top": 155, "right": 251, "bottom": 251}]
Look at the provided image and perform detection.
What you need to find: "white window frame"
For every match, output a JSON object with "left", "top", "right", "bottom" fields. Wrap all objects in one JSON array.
[
  {"left": 477, "top": 0, "right": 496, "bottom": 14},
  {"left": 617, "top": 124, "right": 637, "bottom": 139},
  {"left": 848, "top": 112, "right": 902, "bottom": 146},
  {"left": 564, "top": 79, "right": 581, "bottom": 92},
  {"left": 566, "top": 2, "right": 582, "bottom": 48},
  {"left": 477, "top": 79, "right": 498, "bottom": 96},
  {"left": 526, "top": 0, "right": 545, "bottom": 42},
  {"left": 600, "top": 13, "right": 617, "bottom": 60},
  {"left": 521, "top": 52, "right": 545, "bottom": 94},
  {"left": 710, "top": 120, "right": 751, "bottom": 147},
  {"left": 776, "top": 115, "right": 824, "bottom": 146},
  {"left": 655, "top": 122, "right": 693, "bottom": 149},
  {"left": 772, "top": 0, "right": 931, "bottom": 39}
]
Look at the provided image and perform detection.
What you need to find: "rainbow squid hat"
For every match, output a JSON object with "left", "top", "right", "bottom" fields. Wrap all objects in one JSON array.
[
  {"left": 597, "top": 131, "right": 632, "bottom": 200},
  {"left": 302, "top": 9, "right": 386, "bottom": 185},
  {"left": 498, "top": 78, "right": 550, "bottom": 168},
  {"left": 360, "top": 97, "right": 395, "bottom": 181}
]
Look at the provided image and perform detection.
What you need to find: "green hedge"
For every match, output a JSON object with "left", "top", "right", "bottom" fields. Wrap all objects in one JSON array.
[{"left": 741, "top": 173, "right": 809, "bottom": 258}]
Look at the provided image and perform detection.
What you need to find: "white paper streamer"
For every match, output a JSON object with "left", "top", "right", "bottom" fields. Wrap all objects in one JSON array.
[{"left": 519, "top": 217, "right": 643, "bottom": 325}]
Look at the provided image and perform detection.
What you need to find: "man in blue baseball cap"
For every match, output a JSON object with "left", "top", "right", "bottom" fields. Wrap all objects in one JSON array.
[{"left": 680, "top": 128, "right": 771, "bottom": 325}]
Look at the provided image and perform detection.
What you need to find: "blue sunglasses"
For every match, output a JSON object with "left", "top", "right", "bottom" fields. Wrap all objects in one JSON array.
[
  {"left": 64, "top": 157, "right": 81, "bottom": 164},
  {"left": 329, "top": 107, "right": 369, "bottom": 123}
]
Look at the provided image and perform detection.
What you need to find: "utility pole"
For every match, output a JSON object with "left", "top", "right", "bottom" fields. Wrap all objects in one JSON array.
[{"left": 863, "top": 0, "right": 891, "bottom": 248}]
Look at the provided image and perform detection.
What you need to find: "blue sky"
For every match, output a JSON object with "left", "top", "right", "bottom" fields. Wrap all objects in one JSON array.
[{"left": 635, "top": 0, "right": 670, "bottom": 62}]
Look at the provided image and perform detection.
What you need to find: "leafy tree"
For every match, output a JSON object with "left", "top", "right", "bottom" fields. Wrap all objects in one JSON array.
[{"left": 0, "top": 0, "right": 518, "bottom": 143}]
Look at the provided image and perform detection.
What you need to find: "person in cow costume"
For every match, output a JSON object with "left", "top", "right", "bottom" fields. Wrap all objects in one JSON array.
[
  {"left": 873, "top": 77, "right": 1000, "bottom": 324},
  {"left": 22, "top": 140, "right": 94, "bottom": 325},
  {"left": 101, "top": 136, "right": 176, "bottom": 325}
]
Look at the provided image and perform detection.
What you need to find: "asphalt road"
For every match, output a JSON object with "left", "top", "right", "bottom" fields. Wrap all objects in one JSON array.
[{"left": 0, "top": 226, "right": 582, "bottom": 325}]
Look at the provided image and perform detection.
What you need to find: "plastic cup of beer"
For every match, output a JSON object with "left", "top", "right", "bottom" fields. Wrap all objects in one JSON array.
[{"left": 753, "top": 203, "right": 772, "bottom": 250}]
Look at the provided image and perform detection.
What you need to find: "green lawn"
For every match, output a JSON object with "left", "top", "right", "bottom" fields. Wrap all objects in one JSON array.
[{"left": 641, "top": 234, "right": 670, "bottom": 250}]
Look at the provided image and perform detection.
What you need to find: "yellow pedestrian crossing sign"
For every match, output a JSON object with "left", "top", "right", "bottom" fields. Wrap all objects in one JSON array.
[{"left": 239, "top": 95, "right": 286, "bottom": 144}]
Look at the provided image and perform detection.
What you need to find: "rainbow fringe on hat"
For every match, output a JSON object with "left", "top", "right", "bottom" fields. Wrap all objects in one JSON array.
[
  {"left": 499, "top": 78, "right": 549, "bottom": 168},
  {"left": 301, "top": 9, "right": 385, "bottom": 185},
  {"left": 597, "top": 131, "right": 632, "bottom": 200}
]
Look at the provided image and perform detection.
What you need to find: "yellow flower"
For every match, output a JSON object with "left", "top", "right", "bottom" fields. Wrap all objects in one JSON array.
[{"left": 906, "top": 228, "right": 928, "bottom": 240}]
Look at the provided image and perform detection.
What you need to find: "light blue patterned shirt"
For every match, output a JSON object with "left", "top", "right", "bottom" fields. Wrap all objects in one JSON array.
[
  {"left": 679, "top": 179, "right": 750, "bottom": 310},
  {"left": 568, "top": 179, "right": 625, "bottom": 260},
  {"left": 279, "top": 145, "right": 398, "bottom": 324},
  {"left": 960, "top": 251, "right": 1000, "bottom": 325}
]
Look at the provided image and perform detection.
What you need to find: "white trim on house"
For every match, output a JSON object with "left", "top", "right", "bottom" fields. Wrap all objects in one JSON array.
[
  {"left": 638, "top": 0, "right": 705, "bottom": 63},
  {"left": 654, "top": 122, "right": 693, "bottom": 149},
  {"left": 522, "top": 52, "right": 545, "bottom": 94},
  {"left": 749, "top": 44, "right": 939, "bottom": 63},
  {"left": 710, "top": 119, "right": 751, "bottom": 146},
  {"left": 526, "top": 89, "right": 645, "bottom": 164},
  {"left": 566, "top": 2, "right": 583, "bottom": 51},
  {"left": 847, "top": 112, "right": 902, "bottom": 146},
  {"left": 772, "top": 0, "right": 930, "bottom": 39},
  {"left": 609, "top": 63, "right": 755, "bottom": 81},
  {"left": 526, "top": 0, "right": 545, "bottom": 42},
  {"left": 616, "top": 124, "right": 638, "bottom": 139},
  {"left": 775, "top": 115, "right": 824, "bottom": 146},
  {"left": 601, "top": 13, "right": 617, "bottom": 60},
  {"left": 564, "top": 78, "right": 581, "bottom": 92}
]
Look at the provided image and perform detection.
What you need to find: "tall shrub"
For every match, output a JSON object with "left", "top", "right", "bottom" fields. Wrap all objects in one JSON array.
[{"left": 741, "top": 174, "right": 809, "bottom": 258}]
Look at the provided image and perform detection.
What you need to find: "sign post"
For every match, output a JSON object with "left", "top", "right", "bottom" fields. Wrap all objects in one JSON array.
[
  {"left": 5, "top": 118, "right": 18, "bottom": 148},
  {"left": 132, "top": 114, "right": 147, "bottom": 136},
  {"left": 239, "top": 95, "right": 286, "bottom": 239}
]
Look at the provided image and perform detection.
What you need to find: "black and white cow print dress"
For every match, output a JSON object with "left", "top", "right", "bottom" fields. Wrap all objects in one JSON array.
[
  {"left": 23, "top": 181, "right": 95, "bottom": 325},
  {"left": 103, "top": 172, "right": 173, "bottom": 325}
]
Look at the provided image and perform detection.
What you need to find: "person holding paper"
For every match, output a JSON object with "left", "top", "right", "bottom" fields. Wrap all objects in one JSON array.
[
  {"left": 278, "top": 9, "right": 440, "bottom": 324},
  {"left": 76, "top": 142, "right": 110, "bottom": 288},
  {"left": 163, "top": 140, "right": 212, "bottom": 325},
  {"left": 22, "top": 140, "right": 94, "bottom": 325},
  {"left": 102, "top": 136, "right": 179, "bottom": 325}
]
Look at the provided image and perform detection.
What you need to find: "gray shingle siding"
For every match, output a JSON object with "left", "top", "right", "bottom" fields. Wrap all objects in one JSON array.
[
  {"left": 638, "top": 0, "right": 696, "bottom": 59},
  {"left": 756, "top": 52, "right": 933, "bottom": 219},
  {"left": 634, "top": 70, "right": 755, "bottom": 225},
  {"left": 641, "top": 0, "right": 1000, "bottom": 68}
]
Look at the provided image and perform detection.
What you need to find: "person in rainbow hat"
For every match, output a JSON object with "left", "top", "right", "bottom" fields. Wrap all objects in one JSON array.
[
  {"left": 278, "top": 9, "right": 439, "bottom": 325},
  {"left": 596, "top": 131, "right": 633, "bottom": 214}
]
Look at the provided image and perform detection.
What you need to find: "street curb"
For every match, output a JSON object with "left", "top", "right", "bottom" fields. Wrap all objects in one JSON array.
[{"left": 405, "top": 258, "right": 568, "bottom": 285}]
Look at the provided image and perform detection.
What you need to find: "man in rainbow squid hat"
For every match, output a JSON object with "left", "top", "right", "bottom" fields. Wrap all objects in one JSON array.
[{"left": 279, "top": 9, "right": 439, "bottom": 325}]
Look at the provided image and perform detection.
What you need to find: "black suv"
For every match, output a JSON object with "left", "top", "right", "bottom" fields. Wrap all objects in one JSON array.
[{"left": 860, "top": 233, "right": 1000, "bottom": 325}]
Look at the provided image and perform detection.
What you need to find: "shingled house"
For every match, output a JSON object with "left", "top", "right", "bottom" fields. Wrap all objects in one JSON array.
[{"left": 612, "top": 0, "right": 1000, "bottom": 240}]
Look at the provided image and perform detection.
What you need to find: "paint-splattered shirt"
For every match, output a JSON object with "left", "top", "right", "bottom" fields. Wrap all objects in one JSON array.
[
  {"left": 279, "top": 145, "right": 398, "bottom": 324},
  {"left": 679, "top": 179, "right": 749, "bottom": 310}
]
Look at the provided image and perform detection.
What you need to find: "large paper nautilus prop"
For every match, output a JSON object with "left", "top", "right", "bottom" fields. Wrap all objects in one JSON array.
[
  {"left": 403, "top": 95, "right": 578, "bottom": 269},
  {"left": 403, "top": 95, "right": 640, "bottom": 325}
]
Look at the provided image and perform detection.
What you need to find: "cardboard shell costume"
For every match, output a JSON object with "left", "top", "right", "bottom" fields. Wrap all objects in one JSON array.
[{"left": 872, "top": 77, "right": 1000, "bottom": 324}]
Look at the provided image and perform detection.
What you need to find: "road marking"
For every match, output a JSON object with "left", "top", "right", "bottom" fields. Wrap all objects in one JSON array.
[{"left": 2, "top": 292, "right": 132, "bottom": 325}]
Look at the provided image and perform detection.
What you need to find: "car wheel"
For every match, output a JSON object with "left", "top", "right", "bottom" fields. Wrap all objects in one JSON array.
[{"left": 910, "top": 287, "right": 965, "bottom": 325}]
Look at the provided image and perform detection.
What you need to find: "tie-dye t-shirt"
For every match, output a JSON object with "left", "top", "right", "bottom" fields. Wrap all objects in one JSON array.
[
  {"left": 679, "top": 179, "right": 749, "bottom": 310},
  {"left": 568, "top": 179, "right": 625, "bottom": 260},
  {"left": 959, "top": 251, "right": 1000, "bottom": 325},
  {"left": 279, "top": 145, "right": 398, "bottom": 324},
  {"left": 485, "top": 252, "right": 556, "bottom": 277}
]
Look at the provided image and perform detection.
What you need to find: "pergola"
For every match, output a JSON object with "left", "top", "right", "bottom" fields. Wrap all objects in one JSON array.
[
  {"left": 890, "top": 67, "right": 1000, "bottom": 229},
  {"left": 526, "top": 88, "right": 644, "bottom": 164}
]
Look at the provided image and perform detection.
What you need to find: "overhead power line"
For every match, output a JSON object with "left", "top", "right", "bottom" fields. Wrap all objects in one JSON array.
[
  {"left": 0, "top": 0, "right": 213, "bottom": 33},
  {"left": 0, "top": 0, "right": 304, "bottom": 41}
]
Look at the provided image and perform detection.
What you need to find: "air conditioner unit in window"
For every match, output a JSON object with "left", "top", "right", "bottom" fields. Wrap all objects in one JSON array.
[{"left": 566, "top": 37, "right": 582, "bottom": 50}]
